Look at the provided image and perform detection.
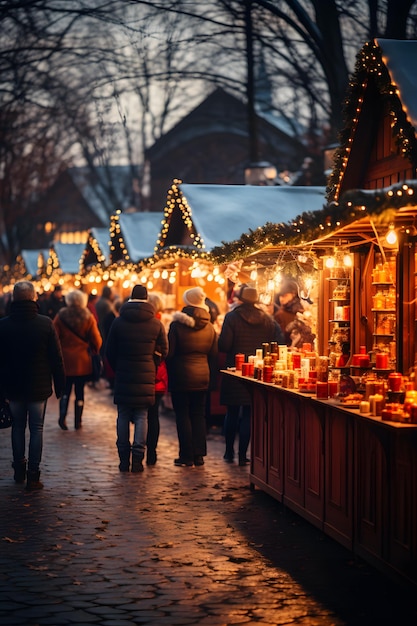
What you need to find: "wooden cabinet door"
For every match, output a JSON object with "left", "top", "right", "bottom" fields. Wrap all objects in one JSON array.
[
  {"left": 266, "top": 391, "right": 284, "bottom": 498},
  {"left": 283, "top": 395, "right": 304, "bottom": 512},
  {"left": 388, "top": 433, "right": 417, "bottom": 582},
  {"left": 354, "top": 420, "right": 387, "bottom": 563},
  {"left": 304, "top": 401, "right": 325, "bottom": 528},
  {"left": 250, "top": 386, "right": 268, "bottom": 488},
  {"left": 324, "top": 408, "right": 353, "bottom": 550}
]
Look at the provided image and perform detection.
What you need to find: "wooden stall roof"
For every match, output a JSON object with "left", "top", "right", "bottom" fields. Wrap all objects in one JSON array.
[
  {"left": 158, "top": 182, "right": 326, "bottom": 257},
  {"left": 110, "top": 211, "right": 163, "bottom": 264},
  {"left": 210, "top": 181, "right": 417, "bottom": 266},
  {"left": 53, "top": 242, "right": 87, "bottom": 275}
]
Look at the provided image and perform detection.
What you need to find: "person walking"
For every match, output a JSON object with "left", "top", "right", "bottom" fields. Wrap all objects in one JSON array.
[
  {"left": 105, "top": 285, "right": 168, "bottom": 473},
  {"left": 166, "top": 286, "right": 218, "bottom": 468},
  {"left": 0, "top": 280, "right": 65, "bottom": 490},
  {"left": 53, "top": 289, "right": 102, "bottom": 430},
  {"left": 95, "top": 285, "right": 116, "bottom": 351},
  {"left": 146, "top": 293, "right": 168, "bottom": 465},
  {"left": 218, "top": 284, "right": 285, "bottom": 466},
  {"left": 41, "top": 284, "right": 66, "bottom": 319}
]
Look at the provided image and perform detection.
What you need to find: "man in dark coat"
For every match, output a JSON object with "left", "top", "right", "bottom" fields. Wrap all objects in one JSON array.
[
  {"left": 0, "top": 280, "right": 65, "bottom": 490},
  {"left": 166, "top": 286, "right": 218, "bottom": 467},
  {"left": 218, "top": 284, "right": 285, "bottom": 465},
  {"left": 105, "top": 285, "right": 168, "bottom": 473}
]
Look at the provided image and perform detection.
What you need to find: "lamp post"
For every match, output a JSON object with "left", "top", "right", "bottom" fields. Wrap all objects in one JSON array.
[{"left": 244, "top": 0, "right": 277, "bottom": 185}]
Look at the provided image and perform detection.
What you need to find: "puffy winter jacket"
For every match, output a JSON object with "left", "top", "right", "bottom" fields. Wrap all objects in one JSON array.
[
  {"left": 218, "top": 303, "right": 285, "bottom": 406},
  {"left": 166, "top": 305, "right": 218, "bottom": 392},
  {"left": 105, "top": 299, "right": 168, "bottom": 407},
  {"left": 0, "top": 299, "right": 65, "bottom": 401},
  {"left": 54, "top": 305, "right": 102, "bottom": 377}
]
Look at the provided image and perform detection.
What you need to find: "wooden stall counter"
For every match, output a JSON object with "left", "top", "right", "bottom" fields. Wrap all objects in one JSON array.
[{"left": 221, "top": 369, "right": 417, "bottom": 587}]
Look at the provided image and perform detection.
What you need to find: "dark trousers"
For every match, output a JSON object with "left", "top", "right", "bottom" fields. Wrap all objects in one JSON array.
[
  {"left": 147, "top": 393, "right": 162, "bottom": 454},
  {"left": 171, "top": 390, "right": 207, "bottom": 462}
]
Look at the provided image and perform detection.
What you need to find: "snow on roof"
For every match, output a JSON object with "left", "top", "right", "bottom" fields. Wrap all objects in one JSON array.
[
  {"left": 377, "top": 39, "right": 417, "bottom": 129},
  {"left": 118, "top": 212, "right": 163, "bottom": 262},
  {"left": 90, "top": 227, "right": 111, "bottom": 265},
  {"left": 21, "top": 250, "right": 46, "bottom": 277},
  {"left": 54, "top": 243, "right": 86, "bottom": 274},
  {"left": 179, "top": 183, "right": 326, "bottom": 251}
]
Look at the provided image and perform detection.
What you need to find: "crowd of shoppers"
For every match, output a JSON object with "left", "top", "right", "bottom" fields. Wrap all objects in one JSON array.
[{"left": 0, "top": 275, "right": 299, "bottom": 484}]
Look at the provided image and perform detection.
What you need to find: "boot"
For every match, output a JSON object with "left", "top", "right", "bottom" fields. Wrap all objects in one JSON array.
[
  {"left": 131, "top": 455, "right": 144, "bottom": 473},
  {"left": 26, "top": 470, "right": 43, "bottom": 491},
  {"left": 58, "top": 395, "right": 69, "bottom": 430},
  {"left": 74, "top": 400, "right": 84, "bottom": 430},
  {"left": 12, "top": 460, "right": 26, "bottom": 484}
]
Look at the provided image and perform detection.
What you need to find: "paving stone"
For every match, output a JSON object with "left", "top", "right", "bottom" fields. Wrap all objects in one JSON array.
[{"left": 1, "top": 386, "right": 416, "bottom": 626}]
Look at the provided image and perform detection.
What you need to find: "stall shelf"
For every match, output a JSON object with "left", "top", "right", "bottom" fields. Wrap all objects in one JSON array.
[{"left": 222, "top": 370, "right": 417, "bottom": 587}]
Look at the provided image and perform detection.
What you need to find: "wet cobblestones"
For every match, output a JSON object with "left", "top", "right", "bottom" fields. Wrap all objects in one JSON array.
[{"left": 1, "top": 384, "right": 416, "bottom": 625}]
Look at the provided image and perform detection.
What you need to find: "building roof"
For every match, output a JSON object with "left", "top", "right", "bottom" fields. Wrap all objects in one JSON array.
[
  {"left": 327, "top": 38, "right": 417, "bottom": 203},
  {"left": 157, "top": 182, "right": 326, "bottom": 260},
  {"left": 379, "top": 38, "right": 417, "bottom": 128},
  {"left": 53, "top": 242, "right": 86, "bottom": 275},
  {"left": 110, "top": 212, "right": 164, "bottom": 264},
  {"left": 20, "top": 250, "right": 46, "bottom": 277},
  {"left": 89, "top": 227, "right": 111, "bottom": 266}
]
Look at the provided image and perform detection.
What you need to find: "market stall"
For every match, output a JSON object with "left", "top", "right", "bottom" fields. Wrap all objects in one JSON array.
[{"left": 213, "top": 39, "right": 417, "bottom": 586}]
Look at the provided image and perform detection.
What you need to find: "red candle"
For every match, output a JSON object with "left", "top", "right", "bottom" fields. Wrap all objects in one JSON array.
[
  {"left": 328, "top": 381, "right": 339, "bottom": 398},
  {"left": 292, "top": 353, "right": 301, "bottom": 369},
  {"left": 235, "top": 353, "right": 245, "bottom": 370},
  {"left": 316, "top": 381, "right": 329, "bottom": 399},
  {"left": 375, "top": 352, "right": 388, "bottom": 369},
  {"left": 241, "top": 362, "right": 250, "bottom": 376},
  {"left": 263, "top": 365, "right": 273, "bottom": 383}
]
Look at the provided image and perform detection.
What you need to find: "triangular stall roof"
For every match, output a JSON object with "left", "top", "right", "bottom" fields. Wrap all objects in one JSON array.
[
  {"left": 82, "top": 227, "right": 111, "bottom": 271},
  {"left": 109, "top": 212, "right": 163, "bottom": 265},
  {"left": 52, "top": 242, "right": 87, "bottom": 275},
  {"left": 20, "top": 249, "right": 49, "bottom": 278},
  {"left": 214, "top": 39, "right": 417, "bottom": 265},
  {"left": 328, "top": 38, "right": 417, "bottom": 204},
  {"left": 155, "top": 181, "right": 326, "bottom": 263}
]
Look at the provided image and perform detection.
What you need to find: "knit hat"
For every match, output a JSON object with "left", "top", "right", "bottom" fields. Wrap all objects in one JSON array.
[
  {"left": 183, "top": 287, "right": 209, "bottom": 311},
  {"left": 278, "top": 280, "right": 298, "bottom": 297},
  {"left": 131, "top": 284, "right": 148, "bottom": 300},
  {"left": 236, "top": 284, "right": 258, "bottom": 304}
]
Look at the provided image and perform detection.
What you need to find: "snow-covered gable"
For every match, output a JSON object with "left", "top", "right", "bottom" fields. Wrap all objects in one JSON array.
[
  {"left": 328, "top": 39, "right": 417, "bottom": 203},
  {"left": 378, "top": 39, "right": 417, "bottom": 129},
  {"left": 54, "top": 242, "right": 86, "bottom": 275},
  {"left": 111, "top": 212, "right": 163, "bottom": 264},
  {"left": 20, "top": 249, "right": 48, "bottom": 277},
  {"left": 90, "top": 227, "right": 111, "bottom": 266},
  {"left": 173, "top": 183, "right": 326, "bottom": 252}
]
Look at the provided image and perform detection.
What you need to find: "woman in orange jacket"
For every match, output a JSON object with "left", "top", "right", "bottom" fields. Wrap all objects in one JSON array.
[{"left": 53, "top": 289, "right": 102, "bottom": 430}]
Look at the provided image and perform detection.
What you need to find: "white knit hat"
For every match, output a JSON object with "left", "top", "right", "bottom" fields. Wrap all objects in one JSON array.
[{"left": 183, "top": 287, "right": 209, "bottom": 311}]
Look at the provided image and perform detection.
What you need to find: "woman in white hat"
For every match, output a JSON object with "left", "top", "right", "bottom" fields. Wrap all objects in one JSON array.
[{"left": 166, "top": 287, "right": 218, "bottom": 467}]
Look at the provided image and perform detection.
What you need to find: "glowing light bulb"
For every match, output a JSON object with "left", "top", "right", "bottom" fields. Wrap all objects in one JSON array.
[
  {"left": 385, "top": 226, "right": 398, "bottom": 246},
  {"left": 343, "top": 253, "right": 353, "bottom": 267},
  {"left": 325, "top": 256, "right": 336, "bottom": 268}
]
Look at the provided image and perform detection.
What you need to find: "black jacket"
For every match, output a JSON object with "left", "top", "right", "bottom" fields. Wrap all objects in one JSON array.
[
  {"left": 105, "top": 299, "right": 168, "bottom": 407},
  {"left": 166, "top": 306, "right": 218, "bottom": 392},
  {"left": 218, "top": 303, "right": 285, "bottom": 406},
  {"left": 0, "top": 300, "right": 65, "bottom": 401}
]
